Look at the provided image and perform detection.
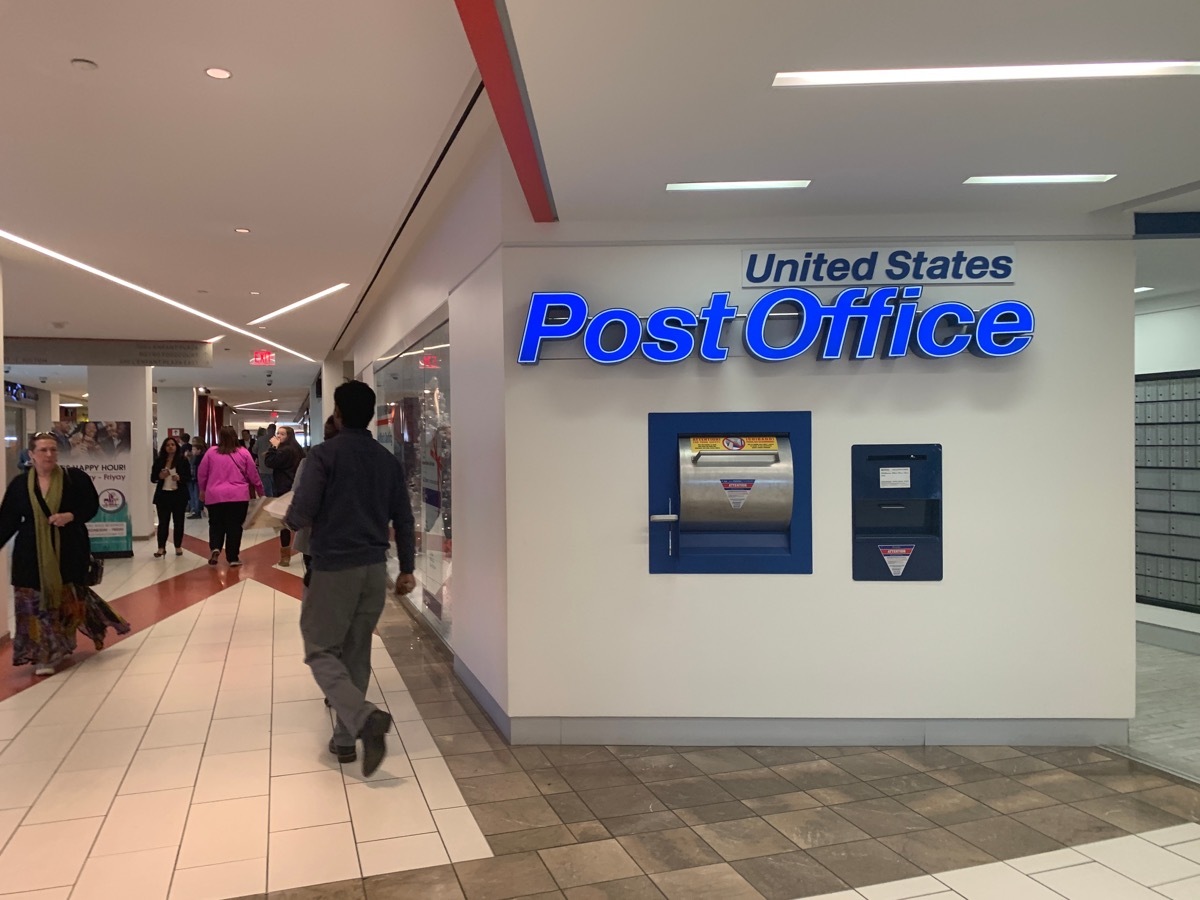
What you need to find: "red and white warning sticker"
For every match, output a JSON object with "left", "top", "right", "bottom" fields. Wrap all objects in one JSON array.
[
  {"left": 878, "top": 544, "right": 915, "bottom": 577},
  {"left": 720, "top": 479, "right": 755, "bottom": 509}
]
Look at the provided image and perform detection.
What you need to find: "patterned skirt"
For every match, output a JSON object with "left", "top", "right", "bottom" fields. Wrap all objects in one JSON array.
[{"left": 11, "top": 585, "right": 131, "bottom": 667}]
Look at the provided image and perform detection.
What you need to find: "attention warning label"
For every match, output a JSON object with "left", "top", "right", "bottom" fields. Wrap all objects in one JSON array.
[
  {"left": 878, "top": 545, "right": 915, "bottom": 577},
  {"left": 720, "top": 479, "right": 756, "bottom": 509},
  {"left": 691, "top": 436, "right": 779, "bottom": 453}
]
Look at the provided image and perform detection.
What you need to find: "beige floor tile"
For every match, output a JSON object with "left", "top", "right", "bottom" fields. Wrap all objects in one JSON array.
[
  {"left": 396, "top": 719, "right": 440, "bottom": 760},
  {"left": 24, "top": 766, "right": 126, "bottom": 825},
  {"left": 203, "top": 714, "right": 271, "bottom": 755},
  {"left": 273, "top": 674, "right": 325, "bottom": 703},
  {"left": 71, "top": 846, "right": 177, "bottom": 900},
  {"left": 433, "top": 805, "right": 492, "bottom": 862},
  {"left": 270, "top": 769, "right": 350, "bottom": 831},
  {"left": 0, "top": 722, "right": 86, "bottom": 765},
  {"left": 1076, "top": 834, "right": 1200, "bottom": 886},
  {"left": 58, "top": 727, "right": 145, "bottom": 773},
  {"left": 119, "top": 744, "right": 204, "bottom": 795},
  {"left": 92, "top": 787, "right": 193, "bottom": 856},
  {"left": 413, "top": 755, "right": 466, "bottom": 809},
  {"left": 177, "top": 795, "right": 269, "bottom": 869},
  {"left": 212, "top": 688, "right": 272, "bottom": 720},
  {"left": 0, "top": 816, "right": 104, "bottom": 893},
  {"left": 341, "top": 732, "right": 415, "bottom": 784},
  {"left": 193, "top": 748, "right": 271, "bottom": 803},
  {"left": 271, "top": 699, "right": 333, "bottom": 735},
  {"left": 141, "top": 710, "right": 213, "bottom": 750},
  {"left": 86, "top": 695, "right": 161, "bottom": 733},
  {"left": 357, "top": 832, "right": 450, "bottom": 877},
  {"left": 270, "top": 729, "right": 341, "bottom": 777},
  {"left": 267, "top": 821, "right": 361, "bottom": 893},
  {"left": 346, "top": 776, "right": 436, "bottom": 842},
  {"left": 0, "top": 759, "right": 62, "bottom": 810},
  {"left": 167, "top": 858, "right": 266, "bottom": 900},
  {"left": 0, "top": 806, "right": 27, "bottom": 851},
  {"left": 1034, "top": 860, "right": 1162, "bottom": 899}
]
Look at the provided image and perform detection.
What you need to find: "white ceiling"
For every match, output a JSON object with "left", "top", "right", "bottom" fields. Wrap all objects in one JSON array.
[
  {"left": 0, "top": 0, "right": 476, "bottom": 409},
  {"left": 4, "top": 0, "right": 1200, "bottom": 408},
  {"left": 506, "top": 0, "right": 1200, "bottom": 221}
]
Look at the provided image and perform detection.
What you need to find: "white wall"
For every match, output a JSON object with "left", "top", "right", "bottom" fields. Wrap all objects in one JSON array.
[
  {"left": 156, "top": 387, "right": 196, "bottom": 440},
  {"left": 1136, "top": 295, "right": 1200, "bottom": 374},
  {"left": 500, "top": 240, "right": 1135, "bottom": 722},
  {"left": 350, "top": 135, "right": 508, "bottom": 707}
]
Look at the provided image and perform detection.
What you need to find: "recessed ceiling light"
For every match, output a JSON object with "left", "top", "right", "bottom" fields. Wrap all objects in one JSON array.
[
  {"left": 247, "top": 282, "right": 350, "bottom": 325},
  {"left": 1135, "top": 286, "right": 1155, "bottom": 293},
  {"left": 206, "top": 67, "right": 232, "bottom": 80},
  {"left": 665, "top": 180, "right": 810, "bottom": 192},
  {"left": 773, "top": 61, "right": 1200, "bottom": 87},
  {"left": 250, "top": 291, "right": 260, "bottom": 296},
  {"left": 70, "top": 58, "right": 98, "bottom": 71},
  {"left": 0, "top": 228, "right": 314, "bottom": 362},
  {"left": 234, "top": 227, "right": 251, "bottom": 234},
  {"left": 82, "top": 393, "right": 88, "bottom": 398},
  {"left": 963, "top": 174, "right": 1117, "bottom": 184},
  {"left": 206, "top": 335, "right": 225, "bottom": 343},
  {"left": 60, "top": 402, "right": 83, "bottom": 408},
  {"left": 258, "top": 325, "right": 266, "bottom": 330}
]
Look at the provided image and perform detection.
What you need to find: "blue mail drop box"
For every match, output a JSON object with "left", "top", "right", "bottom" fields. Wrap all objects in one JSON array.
[{"left": 851, "top": 444, "right": 942, "bottom": 581}]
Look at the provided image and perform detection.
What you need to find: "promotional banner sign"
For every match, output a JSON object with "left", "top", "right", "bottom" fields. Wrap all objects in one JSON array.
[
  {"left": 61, "top": 421, "right": 134, "bottom": 558},
  {"left": 6, "top": 338, "right": 212, "bottom": 368}
]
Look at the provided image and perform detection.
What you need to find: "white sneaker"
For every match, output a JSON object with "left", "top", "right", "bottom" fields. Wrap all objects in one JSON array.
[{"left": 33, "top": 666, "right": 54, "bottom": 676}]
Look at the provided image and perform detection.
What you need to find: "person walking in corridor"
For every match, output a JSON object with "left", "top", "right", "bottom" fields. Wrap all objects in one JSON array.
[
  {"left": 150, "top": 436, "right": 191, "bottom": 557},
  {"left": 265, "top": 425, "right": 304, "bottom": 566},
  {"left": 197, "top": 426, "right": 263, "bottom": 567},
  {"left": 285, "top": 381, "right": 415, "bottom": 777}
]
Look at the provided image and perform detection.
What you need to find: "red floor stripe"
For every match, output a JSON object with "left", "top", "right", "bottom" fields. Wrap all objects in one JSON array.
[{"left": 0, "top": 534, "right": 302, "bottom": 703}]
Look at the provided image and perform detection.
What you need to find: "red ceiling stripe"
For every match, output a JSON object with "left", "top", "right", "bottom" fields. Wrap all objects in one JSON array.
[{"left": 454, "top": 0, "right": 557, "bottom": 223}]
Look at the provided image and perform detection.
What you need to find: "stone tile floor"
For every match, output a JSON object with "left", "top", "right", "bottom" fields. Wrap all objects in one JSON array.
[{"left": 227, "top": 601, "right": 1200, "bottom": 900}]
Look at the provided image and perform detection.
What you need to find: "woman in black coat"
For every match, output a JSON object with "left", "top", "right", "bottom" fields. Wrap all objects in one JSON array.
[
  {"left": 265, "top": 426, "right": 304, "bottom": 566},
  {"left": 151, "top": 436, "right": 192, "bottom": 557},
  {"left": 0, "top": 433, "right": 126, "bottom": 675}
]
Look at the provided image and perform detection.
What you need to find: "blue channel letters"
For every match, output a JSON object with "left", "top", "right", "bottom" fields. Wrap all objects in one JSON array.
[{"left": 516, "top": 288, "right": 1035, "bottom": 365}]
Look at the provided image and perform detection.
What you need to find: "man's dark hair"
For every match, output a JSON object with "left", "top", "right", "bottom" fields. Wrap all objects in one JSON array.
[{"left": 334, "top": 380, "right": 375, "bottom": 429}]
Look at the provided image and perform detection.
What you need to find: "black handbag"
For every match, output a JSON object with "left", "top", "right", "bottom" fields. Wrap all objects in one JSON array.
[{"left": 87, "top": 554, "right": 104, "bottom": 586}]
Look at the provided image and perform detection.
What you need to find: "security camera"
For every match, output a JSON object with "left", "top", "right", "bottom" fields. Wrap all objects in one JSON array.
[
  {"left": 38, "top": 376, "right": 47, "bottom": 384},
  {"left": 3, "top": 366, "right": 9, "bottom": 374},
  {"left": 266, "top": 379, "right": 273, "bottom": 387},
  {"left": 266, "top": 370, "right": 273, "bottom": 377}
]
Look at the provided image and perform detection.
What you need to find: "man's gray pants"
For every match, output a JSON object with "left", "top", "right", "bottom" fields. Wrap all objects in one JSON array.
[{"left": 300, "top": 562, "right": 387, "bottom": 745}]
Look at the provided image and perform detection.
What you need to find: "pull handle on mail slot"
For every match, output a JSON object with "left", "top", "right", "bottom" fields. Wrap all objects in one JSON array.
[{"left": 692, "top": 449, "right": 781, "bottom": 465}]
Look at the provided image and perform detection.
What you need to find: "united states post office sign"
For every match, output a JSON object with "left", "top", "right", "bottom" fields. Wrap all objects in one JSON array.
[
  {"left": 741, "top": 245, "right": 1016, "bottom": 288},
  {"left": 517, "top": 286, "right": 1035, "bottom": 365}
]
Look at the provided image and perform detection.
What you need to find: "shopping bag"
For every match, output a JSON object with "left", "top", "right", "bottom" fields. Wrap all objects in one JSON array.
[
  {"left": 243, "top": 496, "right": 277, "bottom": 528},
  {"left": 264, "top": 491, "right": 293, "bottom": 519}
]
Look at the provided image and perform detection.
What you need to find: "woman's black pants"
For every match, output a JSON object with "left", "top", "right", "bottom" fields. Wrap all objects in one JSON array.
[
  {"left": 155, "top": 494, "right": 188, "bottom": 549},
  {"left": 207, "top": 501, "right": 249, "bottom": 562}
]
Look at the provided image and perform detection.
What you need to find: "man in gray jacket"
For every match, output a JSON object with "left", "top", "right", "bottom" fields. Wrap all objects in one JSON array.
[{"left": 285, "top": 380, "right": 416, "bottom": 776}]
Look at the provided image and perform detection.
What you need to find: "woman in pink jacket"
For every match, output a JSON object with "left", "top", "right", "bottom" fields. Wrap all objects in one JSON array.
[{"left": 197, "top": 425, "right": 264, "bottom": 567}]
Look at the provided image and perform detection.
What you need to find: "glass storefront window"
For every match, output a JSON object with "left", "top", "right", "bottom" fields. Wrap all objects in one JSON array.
[{"left": 374, "top": 323, "right": 452, "bottom": 644}]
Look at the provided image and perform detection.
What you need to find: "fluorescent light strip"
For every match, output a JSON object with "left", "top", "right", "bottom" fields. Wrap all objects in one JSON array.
[
  {"left": 666, "top": 180, "right": 810, "bottom": 192},
  {"left": 964, "top": 174, "right": 1115, "bottom": 184},
  {"left": 247, "top": 283, "right": 350, "bottom": 325},
  {"left": 774, "top": 61, "right": 1200, "bottom": 87},
  {"left": 206, "top": 334, "right": 226, "bottom": 344},
  {"left": 0, "top": 229, "right": 314, "bottom": 362},
  {"left": 1135, "top": 286, "right": 1155, "bottom": 293},
  {"left": 233, "top": 400, "right": 275, "bottom": 409}
]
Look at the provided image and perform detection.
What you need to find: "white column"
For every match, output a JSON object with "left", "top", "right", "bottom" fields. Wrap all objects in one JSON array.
[
  {"left": 316, "top": 356, "right": 345, "bottom": 443},
  {"left": 87, "top": 366, "right": 154, "bottom": 538},
  {"left": 0, "top": 262, "right": 9, "bottom": 638},
  {"left": 34, "top": 389, "right": 61, "bottom": 432},
  {"left": 156, "top": 387, "right": 197, "bottom": 438}
]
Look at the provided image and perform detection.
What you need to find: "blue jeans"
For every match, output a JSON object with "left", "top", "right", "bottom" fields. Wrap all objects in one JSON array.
[
  {"left": 260, "top": 472, "right": 275, "bottom": 498},
  {"left": 187, "top": 480, "right": 201, "bottom": 514}
]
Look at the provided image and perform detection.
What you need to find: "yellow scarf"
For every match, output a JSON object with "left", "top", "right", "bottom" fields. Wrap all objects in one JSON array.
[{"left": 28, "top": 467, "right": 64, "bottom": 609}]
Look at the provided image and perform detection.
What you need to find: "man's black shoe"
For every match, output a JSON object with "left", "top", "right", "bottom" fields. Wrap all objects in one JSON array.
[
  {"left": 359, "top": 709, "right": 393, "bottom": 777},
  {"left": 328, "top": 738, "right": 356, "bottom": 764}
]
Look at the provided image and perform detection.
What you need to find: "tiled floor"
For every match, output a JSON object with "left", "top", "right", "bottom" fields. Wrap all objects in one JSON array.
[
  {"left": 5, "top": 521, "right": 1200, "bottom": 899},
  {"left": 0, "top": 519, "right": 490, "bottom": 900},
  {"left": 1119, "top": 642, "right": 1200, "bottom": 784}
]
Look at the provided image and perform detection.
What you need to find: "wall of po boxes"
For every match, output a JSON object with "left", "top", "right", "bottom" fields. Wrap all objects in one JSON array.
[{"left": 1136, "top": 372, "right": 1200, "bottom": 611}]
